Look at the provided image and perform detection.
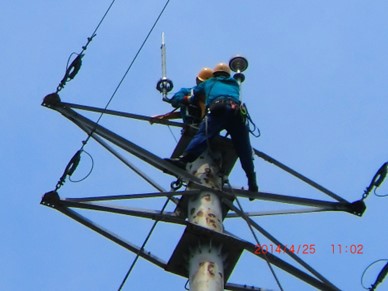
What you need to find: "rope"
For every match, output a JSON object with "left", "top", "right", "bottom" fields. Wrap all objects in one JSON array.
[{"left": 241, "top": 103, "right": 261, "bottom": 138}]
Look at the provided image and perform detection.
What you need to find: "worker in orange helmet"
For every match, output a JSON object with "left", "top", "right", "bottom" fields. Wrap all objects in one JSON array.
[
  {"left": 168, "top": 62, "right": 258, "bottom": 193},
  {"left": 168, "top": 67, "right": 213, "bottom": 124}
]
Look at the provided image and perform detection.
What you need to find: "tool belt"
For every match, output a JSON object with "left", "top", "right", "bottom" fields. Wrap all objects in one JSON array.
[{"left": 208, "top": 98, "right": 241, "bottom": 115}]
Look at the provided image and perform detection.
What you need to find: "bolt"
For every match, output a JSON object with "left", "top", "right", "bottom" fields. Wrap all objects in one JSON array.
[
  {"left": 208, "top": 262, "right": 215, "bottom": 276},
  {"left": 203, "top": 194, "right": 211, "bottom": 201}
]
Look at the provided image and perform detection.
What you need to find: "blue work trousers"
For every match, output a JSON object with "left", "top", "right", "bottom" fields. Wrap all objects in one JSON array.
[{"left": 185, "top": 107, "right": 255, "bottom": 177}]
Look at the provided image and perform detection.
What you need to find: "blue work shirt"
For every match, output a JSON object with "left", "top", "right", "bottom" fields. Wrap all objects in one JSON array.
[
  {"left": 169, "top": 87, "right": 193, "bottom": 108},
  {"left": 193, "top": 76, "right": 240, "bottom": 106}
]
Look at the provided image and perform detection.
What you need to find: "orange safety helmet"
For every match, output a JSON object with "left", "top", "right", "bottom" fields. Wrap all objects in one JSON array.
[
  {"left": 213, "top": 62, "right": 231, "bottom": 76},
  {"left": 196, "top": 67, "right": 214, "bottom": 82}
]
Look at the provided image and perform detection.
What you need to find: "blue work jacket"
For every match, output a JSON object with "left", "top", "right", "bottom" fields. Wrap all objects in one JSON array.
[
  {"left": 169, "top": 87, "right": 193, "bottom": 108},
  {"left": 193, "top": 76, "right": 240, "bottom": 106}
]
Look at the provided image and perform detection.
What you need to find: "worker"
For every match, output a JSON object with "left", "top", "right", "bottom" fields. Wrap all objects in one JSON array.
[
  {"left": 168, "top": 63, "right": 258, "bottom": 193},
  {"left": 169, "top": 67, "right": 213, "bottom": 124}
]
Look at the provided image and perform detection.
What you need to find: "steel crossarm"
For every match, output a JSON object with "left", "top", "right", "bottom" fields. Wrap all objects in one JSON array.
[
  {"left": 91, "top": 132, "right": 168, "bottom": 193},
  {"left": 225, "top": 188, "right": 352, "bottom": 211},
  {"left": 224, "top": 282, "right": 269, "bottom": 291},
  {"left": 221, "top": 230, "right": 339, "bottom": 291},
  {"left": 41, "top": 192, "right": 167, "bottom": 269},
  {"left": 226, "top": 207, "right": 330, "bottom": 217},
  {"left": 61, "top": 101, "right": 185, "bottom": 128},
  {"left": 65, "top": 190, "right": 201, "bottom": 202},
  {"left": 222, "top": 199, "right": 340, "bottom": 291},
  {"left": 254, "top": 149, "right": 348, "bottom": 203},
  {"left": 60, "top": 199, "right": 187, "bottom": 225},
  {"left": 42, "top": 95, "right": 201, "bottom": 184}
]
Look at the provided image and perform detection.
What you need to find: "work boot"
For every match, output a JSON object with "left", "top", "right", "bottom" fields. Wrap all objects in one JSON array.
[
  {"left": 164, "top": 152, "right": 197, "bottom": 171},
  {"left": 179, "top": 152, "right": 197, "bottom": 163},
  {"left": 247, "top": 172, "right": 259, "bottom": 200},
  {"left": 165, "top": 157, "right": 187, "bottom": 170}
]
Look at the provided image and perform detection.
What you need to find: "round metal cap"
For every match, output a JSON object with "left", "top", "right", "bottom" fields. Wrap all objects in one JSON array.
[{"left": 229, "top": 56, "right": 248, "bottom": 73}]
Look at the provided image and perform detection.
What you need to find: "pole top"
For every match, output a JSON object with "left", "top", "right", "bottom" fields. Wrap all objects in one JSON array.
[{"left": 229, "top": 55, "right": 248, "bottom": 84}]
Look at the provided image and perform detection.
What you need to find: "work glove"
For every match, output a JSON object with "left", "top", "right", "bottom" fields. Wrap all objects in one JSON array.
[{"left": 182, "top": 95, "right": 193, "bottom": 104}]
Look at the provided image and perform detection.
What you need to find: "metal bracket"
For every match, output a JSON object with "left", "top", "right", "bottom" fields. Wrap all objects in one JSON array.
[{"left": 41, "top": 191, "right": 167, "bottom": 269}]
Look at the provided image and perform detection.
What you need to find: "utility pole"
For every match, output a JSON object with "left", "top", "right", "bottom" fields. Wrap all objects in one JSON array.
[
  {"left": 186, "top": 150, "right": 225, "bottom": 291},
  {"left": 185, "top": 56, "right": 251, "bottom": 290},
  {"left": 40, "top": 54, "right": 357, "bottom": 291}
]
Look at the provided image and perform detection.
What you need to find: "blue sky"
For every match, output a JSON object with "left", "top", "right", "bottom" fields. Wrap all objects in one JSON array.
[{"left": 2, "top": 1, "right": 388, "bottom": 290}]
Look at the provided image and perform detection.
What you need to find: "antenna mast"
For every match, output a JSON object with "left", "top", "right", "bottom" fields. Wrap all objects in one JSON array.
[
  {"left": 156, "top": 32, "right": 173, "bottom": 101},
  {"left": 161, "top": 32, "right": 167, "bottom": 81}
]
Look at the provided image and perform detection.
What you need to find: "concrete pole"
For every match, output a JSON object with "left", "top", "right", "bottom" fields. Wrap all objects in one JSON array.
[{"left": 186, "top": 150, "right": 224, "bottom": 291}]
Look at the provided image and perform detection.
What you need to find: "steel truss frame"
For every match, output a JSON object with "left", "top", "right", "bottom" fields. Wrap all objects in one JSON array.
[{"left": 41, "top": 93, "right": 366, "bottom": 290}]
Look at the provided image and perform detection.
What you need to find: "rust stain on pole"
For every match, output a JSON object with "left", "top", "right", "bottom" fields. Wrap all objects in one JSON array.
[{"left": 187, "top": 151, "right": 224, "bottom": 291}]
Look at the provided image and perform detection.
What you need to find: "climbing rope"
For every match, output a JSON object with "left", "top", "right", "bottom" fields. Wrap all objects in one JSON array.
[{"left": 241, "top": 103, "right": 261, "bottom": 138}]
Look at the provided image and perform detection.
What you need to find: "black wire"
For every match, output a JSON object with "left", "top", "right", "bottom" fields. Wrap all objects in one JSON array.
[
  {"left": 89, "top": 0, "right": 117, "bottom": 45},
  {"left": 68, "top": 150, "right": 94, "bottom": 183},
  {"left": 53, "top": 0, "right": 120, "bottom": 189},
  {"left": 225, "top": 182, "right": 284, "bottom": 291},
  {"left": 361, "top": 259, "right": 388, "bottom": 290},
  {"left": 82, "top": 0, "right": 172, "bottom": 149},
  {"left": 117, "top": 197, "right": 171, "bottom": 290},
  {"left": 65, "top": 52, "right": 80, "bottom": 70},
  {"left": 77, "top": 0, "right": 117, "bottom": 54},
  {"left": 167, "top": 125, "right": 178, "bottom": 143},
  {"left": 58, "top": 0, "right": 171, "bottom": 188},
  {"left": 56, "top": 0, "right": 117, "bottom": 93},
  {"left": 363, "top": 162, "right": 388, "bottom": 200},
  {"left": 374, "top": 188, "right": 388, "bottom": 198},
  {"left": 114, "top": 5, "right": 173, "bottom": 287},
  {"left": 184, "top": 280, "right": 190, "bottom": 290}
]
